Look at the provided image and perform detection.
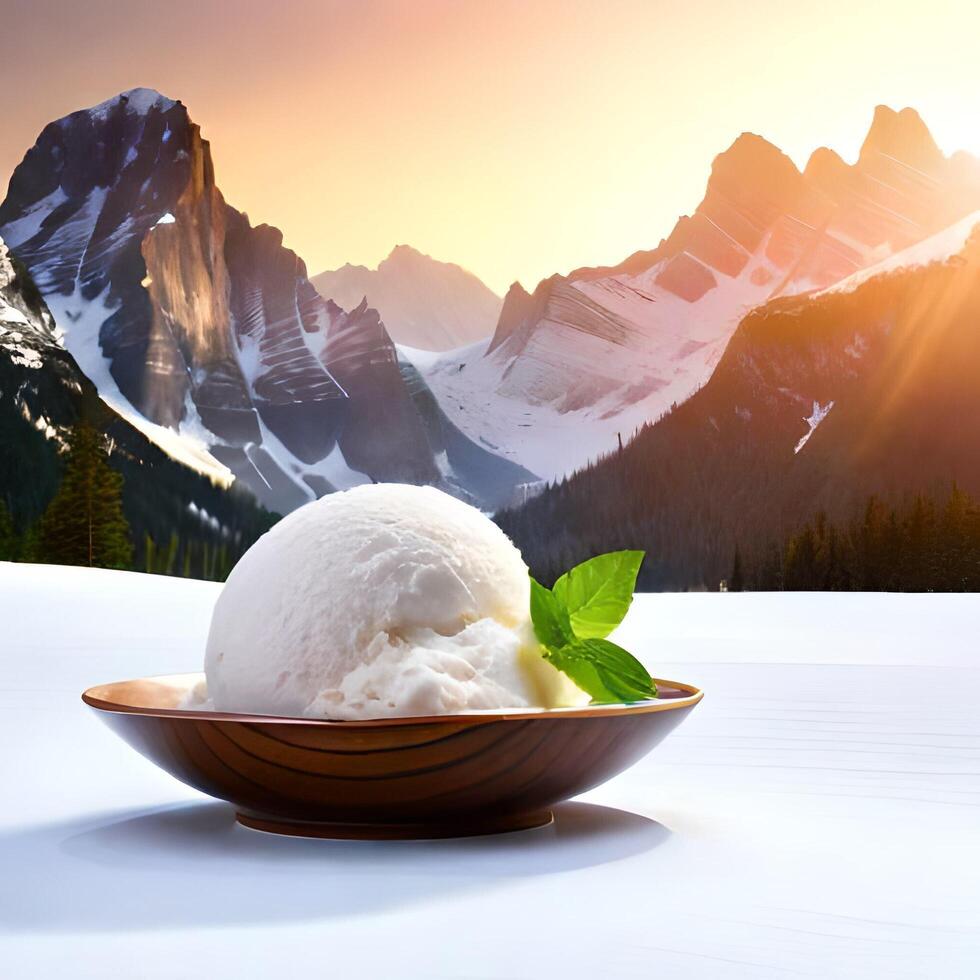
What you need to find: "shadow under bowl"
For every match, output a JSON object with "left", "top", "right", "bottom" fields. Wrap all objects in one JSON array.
[{"left": 82, "top": 674, "right": 702, "bottom": 840}]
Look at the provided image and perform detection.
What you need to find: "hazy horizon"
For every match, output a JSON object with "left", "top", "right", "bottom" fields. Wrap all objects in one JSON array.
[{"left": 2, "top": 0, "right": 978, "bottom": 294}]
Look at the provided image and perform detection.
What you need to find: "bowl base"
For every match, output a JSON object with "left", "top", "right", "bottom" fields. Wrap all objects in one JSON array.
[{"left": 235, "top": 808, "right": 554, "bottom": 840}]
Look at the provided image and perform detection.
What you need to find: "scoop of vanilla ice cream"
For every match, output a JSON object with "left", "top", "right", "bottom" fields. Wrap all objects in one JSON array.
[{"left": 204, "top": 483, "right": 585, "bottom": 719}]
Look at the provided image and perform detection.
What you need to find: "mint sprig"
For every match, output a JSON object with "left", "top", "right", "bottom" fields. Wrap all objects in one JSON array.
[
  {"left": 530, "top": 551, "right": 657, "bottom": 704},
  {"left": 552, "top": 550, "right": 644, "bottom": 638},
  {"left": 529, "top": 576, "right": 575, "bottom": 649}
]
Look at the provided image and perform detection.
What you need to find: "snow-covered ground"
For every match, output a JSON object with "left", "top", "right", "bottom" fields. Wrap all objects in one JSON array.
[{"left": 1, "top": 563, "right": 978, "bottom": 978}]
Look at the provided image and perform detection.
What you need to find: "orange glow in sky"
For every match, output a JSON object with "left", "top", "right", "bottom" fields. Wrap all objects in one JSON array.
[{"left": 1, "top": 0, "right": 978, "bottom": 295}]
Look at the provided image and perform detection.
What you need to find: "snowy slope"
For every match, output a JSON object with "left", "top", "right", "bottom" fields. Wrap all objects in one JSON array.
[
  {"left": 3, "top": 563, "right": 979, "bottom": 978},
  {"left": 409, "top": 244, "right": 778, "bottom": 477}
]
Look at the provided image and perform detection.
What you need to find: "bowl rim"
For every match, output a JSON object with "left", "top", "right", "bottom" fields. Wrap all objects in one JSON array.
[{"left": 81, "top": 672, "right": 703, "bottom": 727}]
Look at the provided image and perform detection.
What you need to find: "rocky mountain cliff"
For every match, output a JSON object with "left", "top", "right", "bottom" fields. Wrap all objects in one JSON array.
[
  {"left": 497, "top": 213, "right": 980, "bottom": 589},
  {"left": 418, "top": 107, "right": 980, "bottom": 480},
  {"left": 0, "top": 235, "right": 275, "bottom": 565},
  {"left": 0, "top": 89, "right": 532, "bottom": 513},
  {"left": 312, "top": 245, "right": 501, "bottom": 351}
]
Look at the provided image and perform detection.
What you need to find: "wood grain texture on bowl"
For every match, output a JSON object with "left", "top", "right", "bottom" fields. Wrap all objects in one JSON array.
[{"left": 83, "top": 673, "right": 702, "bottom": 839}]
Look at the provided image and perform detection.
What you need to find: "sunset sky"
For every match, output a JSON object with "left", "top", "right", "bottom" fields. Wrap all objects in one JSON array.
[{"left": 2, "top": 0, "right": 978, "bottom": 295}]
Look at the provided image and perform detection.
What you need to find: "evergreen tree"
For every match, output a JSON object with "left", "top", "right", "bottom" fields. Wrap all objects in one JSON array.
[
  {"left": 784, "top": 523, "right": 817, "bottom": 590},
  {"left": 0, "top": 500, "right": 16, "bottom": 560},
  {"left": 940, "top": 483, "right": 970, "bottom": 589},
  {"left": 746, "top": 485, "right": 980, "bottom": 592},
  {"left": 162, "top": 532, "right": 179, "bottom": 575},
  {"left": 18, "top": 523, "right": 39, "bottom": 563},
  {"left": 906, "top": 494, "right": 936, "bottom": 584},
  {"left": 729, "top": 545, "right": 744, "bottom": 592},
  {"left": 37, "top": 423, "right": 132, "bottom": 569}
]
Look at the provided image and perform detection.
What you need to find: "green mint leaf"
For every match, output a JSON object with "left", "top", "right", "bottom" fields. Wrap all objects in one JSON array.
[
  {"left": 543, "top": 648, "right": 620, "bottom": 703},
  {"left": 529, "top": 558, "right": 656, "bottom": 705},
  {"left": 551, "top": 550, "right": 644, "bottom": 639},
  {"left": 529, "top": 575, "right": 574, "bottom": 650},
  {"left": 551, "top": 637, "right": 657, "bottom": 703},
  {"left": 581, "top": 638, "right": 658, "bottom": 702}
]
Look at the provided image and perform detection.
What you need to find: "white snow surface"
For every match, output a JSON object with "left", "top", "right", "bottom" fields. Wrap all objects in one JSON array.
[
  {"left": 315, "top": 441, "right": 370, "bottom": 491},
  {"left": 83, "top": 87, "right": 177, "bottom": 119},
  {"left": 0, "top": 188, "right": 68, "bottom": 248},
  {"left": 394, "top": 342, "right": 448, "bottom": 371},
  {"left": 2, "top": 563, "right": 979, "bottom": 978},
  {"left": 794, "top": 399, "right": 834, "bottom": 454},
  {"left": 245, "top": 413, "right": 369, "bottom": 501}
]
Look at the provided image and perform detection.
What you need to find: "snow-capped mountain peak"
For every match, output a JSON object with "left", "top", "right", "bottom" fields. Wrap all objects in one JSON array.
[
  {"left": 83, "top": 87, "right": 178, "bottom": 120},
  {"left": 0, "top": 91, "right": 533, "bottom": 513},
  {"left": 312, "top": 245, "right": 501, "bottom": 352}
]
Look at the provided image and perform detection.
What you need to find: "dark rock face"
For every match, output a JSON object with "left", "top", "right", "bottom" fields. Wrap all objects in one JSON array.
[
  {"left": 655, "top": 253, "right": 717, "bottom": 302},
  {"left": 221, "top": 217, "right": 347, "bottom": 463},
  {"left": 0, "top": 89, "right": 530, "bottom": 513},
  {"left": 318, "top": 299, "right": 440, "bottom": 484},
  {"left": 485, "top": 275, "right": 562, "bottom": 357}
]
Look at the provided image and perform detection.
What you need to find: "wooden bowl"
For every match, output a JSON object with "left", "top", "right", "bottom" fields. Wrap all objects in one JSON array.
[{"left": 82, "top": 673, "right": 702, "bottom": 839}]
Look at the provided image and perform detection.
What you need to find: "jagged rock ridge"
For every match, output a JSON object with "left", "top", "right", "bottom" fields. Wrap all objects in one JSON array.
[
  {"left": 415, "top": 107, "right": 980, "bottom": 480},
  {"left": 0, "top": 89, "right": 532, "bottom": 513}
]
